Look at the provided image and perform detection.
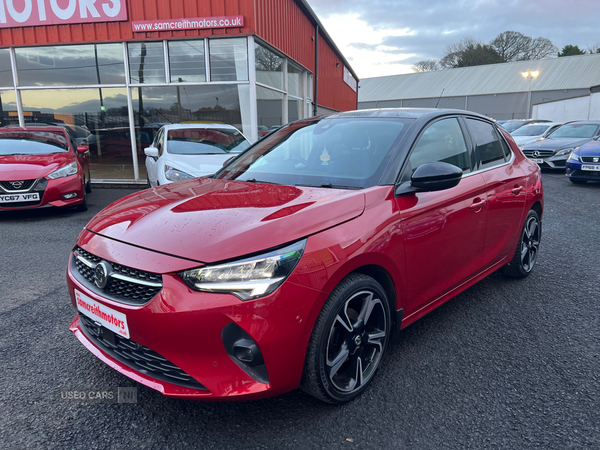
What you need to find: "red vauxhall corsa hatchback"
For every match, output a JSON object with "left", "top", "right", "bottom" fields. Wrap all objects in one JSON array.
[
  {"left": 0, "top": 127, "right": 92, "bottom": 211},
  {"left": 67, "top": 109, "right": 543, "bottom": 403}
]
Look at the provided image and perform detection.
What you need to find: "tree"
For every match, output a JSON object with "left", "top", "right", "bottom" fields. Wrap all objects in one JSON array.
[
  {"left": 588, "top": 44, "right": 600, "bottom": 54},
  {"left": 440, "top": 37, "right": 503, "bottom": 69},
  {"left": 412, "top": 60, "right": 440, "bottom": 72},
  {"left": 255, "top": 46, "right": 282, "bottom": 72},
  {"left": 490, "top": 31, "right": 557, "bottom": 62},
  {"left": 558, "top": 45, "right": 586, "bottom": 57}
]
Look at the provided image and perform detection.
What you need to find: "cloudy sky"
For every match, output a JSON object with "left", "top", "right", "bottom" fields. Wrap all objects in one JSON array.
[{"left": 306, "top": 0, "right": 599, "bottom": 79}]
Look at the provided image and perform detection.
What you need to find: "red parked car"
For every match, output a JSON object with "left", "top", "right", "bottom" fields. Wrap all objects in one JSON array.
[
  {"left": 67, "top": 109, "right": 543, "bottom": 403},
  {"left": 0, "top": 127, "right": 92, "bottom": 211}
]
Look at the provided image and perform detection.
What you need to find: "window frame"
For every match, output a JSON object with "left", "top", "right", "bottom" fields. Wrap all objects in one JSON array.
[
  {"left": 464, "top": 117, "right": 511, "bottom": 171},
  {"left": 398, "top": 115, "right": 476, "bottom": 185}
]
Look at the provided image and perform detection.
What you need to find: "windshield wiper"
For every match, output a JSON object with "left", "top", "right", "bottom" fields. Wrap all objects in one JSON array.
[
  {"left": 295, "top": 183, "right": 360, "bottom": 190},
  {"left": 241, "top": 178, "right": 281, "bottom": 185}
]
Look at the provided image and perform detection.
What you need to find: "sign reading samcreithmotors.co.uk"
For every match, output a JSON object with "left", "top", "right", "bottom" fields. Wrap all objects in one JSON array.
[
  {"left": 0, "top": 0, "right": 128, "bottom": 29},
  {"left": 132, "top": 15, "right": 244, "bottom": 33}
]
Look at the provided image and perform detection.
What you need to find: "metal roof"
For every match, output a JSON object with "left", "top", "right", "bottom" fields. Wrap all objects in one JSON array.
[{"left": 359, "top": 53, "right": 600, "bottom": 102}]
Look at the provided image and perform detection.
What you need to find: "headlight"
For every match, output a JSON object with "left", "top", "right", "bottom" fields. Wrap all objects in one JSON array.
[
  {"left": 556, "top": 147, "right": 578, "bottom": 157},
  {"left": 47, "top": 161, "right": 78, "bottom": 179},
  {"left": 164, "top": 165, "right": 194, "bottom": 182},
  {"left": 568, "top": 152, "right": 581, "bottom": 162},
  {"left": 179, "top": 240, "right": 306, "bottom": 300}
]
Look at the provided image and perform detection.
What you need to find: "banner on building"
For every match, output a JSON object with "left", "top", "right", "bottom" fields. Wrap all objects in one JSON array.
[
  {"left": 0, "top": 0, "right": 128, "bottom": 28},
  {"left": 343, "top": 66, "right": 357, "bottom": 92}
]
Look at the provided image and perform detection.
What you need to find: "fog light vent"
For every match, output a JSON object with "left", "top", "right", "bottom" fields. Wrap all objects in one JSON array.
[
  {"left": 63, "top": 192, "right": 78, "bottom": 199},
  {"left": 222, "top": 323, "right": 269, "bottom": 384}
]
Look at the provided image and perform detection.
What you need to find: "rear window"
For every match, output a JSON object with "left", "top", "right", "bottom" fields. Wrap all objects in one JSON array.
[
  {"left": 0, "top": 131, "right": 69, "bottom": 154},
  {"left": 167, "top": 128, "right": 250, "bottom": 155}
]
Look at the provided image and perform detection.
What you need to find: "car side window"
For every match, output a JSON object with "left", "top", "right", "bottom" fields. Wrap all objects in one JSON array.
[
  {"left": 407, "top": 118, "right": 471, "bottom": 177},
  {"left": 466, "top": 119, "right": 508, "bottom": 170},
  {"left": 156, "top": 130, "right": 165, "bottom": 156}
]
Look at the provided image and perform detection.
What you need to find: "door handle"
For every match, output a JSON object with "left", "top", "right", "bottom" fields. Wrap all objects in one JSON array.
[
  {"left": 511, "top": 185, "right": 524, "bottom": 195},
  {"left": 469, "top": 198, "right": 486, "bottom": 210}
]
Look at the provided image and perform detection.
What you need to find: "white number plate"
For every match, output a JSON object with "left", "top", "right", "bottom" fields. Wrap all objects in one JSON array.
[
  {"left": 581, "top": 164, "right": 600, "bottom": 171},
  {"left": 530, "top": 159, "right": 544, "bottom": 164},
  {"left": 0, "top": 192, "right": 39, "bottom": 203},
  {"left": 75, "top": 289, "right": 130, "bottom": 339}
]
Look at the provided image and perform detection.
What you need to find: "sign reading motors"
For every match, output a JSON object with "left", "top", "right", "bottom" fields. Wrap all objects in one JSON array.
[
  {"left": 0, "top": 0, "right": 127, "bottom": 28},
  {"left": 343, "top": 66, "right": 357, "bottom": 92},
  {"left": 132, "top": 15, "right": 244, "bottom": 32}
]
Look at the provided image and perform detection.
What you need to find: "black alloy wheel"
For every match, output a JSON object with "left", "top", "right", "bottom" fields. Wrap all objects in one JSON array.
[
  {"left": 301, "top": 273, "right": 391, "bottom": 403},
  {"left": 502, "top": 209, "right": 541, "bottom": 278}
]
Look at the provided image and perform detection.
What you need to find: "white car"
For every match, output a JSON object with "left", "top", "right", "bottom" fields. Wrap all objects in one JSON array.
[
  {"left": 511, "top": 122, "right": 563, "bottom": 147},
  {"left": 144, "top": 124, "right": 251, "bottom": 187}
]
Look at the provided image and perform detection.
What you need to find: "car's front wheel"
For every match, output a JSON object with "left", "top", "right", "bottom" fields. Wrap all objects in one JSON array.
[
  {"left": 501, "top": 209, "right": 541, "bottom": 278},
  {"left": 301, "top": 273, "right": 391, "bottom": 403}
]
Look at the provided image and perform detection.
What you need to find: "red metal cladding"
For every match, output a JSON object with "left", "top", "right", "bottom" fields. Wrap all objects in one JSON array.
[
  {"left": 316, "top": 34, "right": 358, "bottom": 112},
  {"left": 0, "top": 0, "right": 255, "bottom": 46}
]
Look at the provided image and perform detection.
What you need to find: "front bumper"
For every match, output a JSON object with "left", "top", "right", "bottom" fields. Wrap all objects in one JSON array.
[
  {"left": 0, "top": 174, "right": 84, "bottom": 210},
  {"left": 530, "top": 154, "right": 569, "bottom": 169},
  {"left": 565, "top": 161, "right": 600, "bottom": 181},
  {"left": 67, "top": 236, "right": 324, "bottom": 400}
]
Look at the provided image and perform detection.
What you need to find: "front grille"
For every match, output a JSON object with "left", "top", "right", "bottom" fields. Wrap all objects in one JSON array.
[
  {"left": 581, "top": 157, "right": 600, "bottom": 163},
  {"left": 79, "top": 314, "right": 207, "bottom": 390},
  {"left": 523, "top": 150, "right": 555, "bottom": 158},
  {"left": 0, "top": 179, "right": 36, "bottom": 191},
  {"left": 73, "top": 247, "right": 163, "bottom": 305}
]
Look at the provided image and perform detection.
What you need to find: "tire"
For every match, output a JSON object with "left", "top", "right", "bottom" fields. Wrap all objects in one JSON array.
[
  {"left": 569, "top": 178, "right": 587, "bottom": 184},
  {"left": 300, "top": 273, "right": 391, "bottom": 404},
  {"left": 76, "top": 185, "right": 88, "bottom": 212},
  {"left": 501, "top": 209, "right": 541, "bottom": 278},
  {"left": 85, "top": 173, "right": 92, "bottom": 194},
  {"left": 147, "top": 175, "right": 152, "bottom": 188}
]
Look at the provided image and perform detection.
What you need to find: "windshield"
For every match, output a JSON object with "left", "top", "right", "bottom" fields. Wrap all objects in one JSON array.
[
  {"left": 216, "top": 117, "right": 412, "bottom": 189},
  {"left": 502, "top": 122, "right": 528, "bottom": 133},
  {"left": 512, "top": 124, "right": 551, "bottom": 136},
  {"left": 166, "top": 128, "right": 249, "bottom": 155},
  {"left": 548, "top": 124, "right": 600, "bottom": 139},
  {"left": 0, "top": 131, "right": 69, "bottom": 154}
]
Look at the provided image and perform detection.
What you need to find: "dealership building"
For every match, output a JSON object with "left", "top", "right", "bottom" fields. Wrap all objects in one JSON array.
[{"left": 0, "top": 0, "right": 358, "bottom": 183}]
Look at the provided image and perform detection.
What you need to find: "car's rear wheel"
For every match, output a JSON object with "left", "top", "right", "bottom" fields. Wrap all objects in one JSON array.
[
  {"left": 301, "top": 273, "right": 391, "bottom": 404},
  {"left": 85, "top": 169, "right": 92, "bottom": 193},
  {"left": 501, "top": 209, "right": 540, "bottom": 278},
  {"left": 569, "top": 178, "right": 587, "bottom": 184}
]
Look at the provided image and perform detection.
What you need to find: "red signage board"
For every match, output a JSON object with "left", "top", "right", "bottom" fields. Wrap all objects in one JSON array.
[
  {"left": 132, "top": 15, "right": 244, "bottom": 33},
  {"left": 0, "top": 0, "right": 128, "bottom": 28}
]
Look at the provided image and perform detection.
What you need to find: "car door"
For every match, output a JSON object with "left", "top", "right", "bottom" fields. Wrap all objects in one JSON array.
[
  {"left": 465, "top": 119, "right": 527, "bottom": 269},
  {"left": 395, "top": 117, "right": 488, "bottom": 316}
]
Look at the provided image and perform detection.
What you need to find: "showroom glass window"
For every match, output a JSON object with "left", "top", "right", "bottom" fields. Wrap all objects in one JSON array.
[
  {"left": 169, "top": 40, "right": 206, "bottom": 83},
  {"left": 465, "top": 119, "right": 509, "bottom": 170},
  {"left": 257, "top": 86, "right": 283, "bottom": 129},
  {"left": 129, "top": 42, "right": 165, "bottom": 84},
  {"left": 0, "top": 90, "right": 17, "bottom": 127},
  {"left": 288, "top": 63, "right": 304, "bottom": 123},
  {"left": 15, "top": 44, "right": 125, "bottom": 86},
  {"left": 255, "top": 43, "right": 283, "bottom": 90},
  {"left": 210, "top": 38, "right": 248, "bottom": 82},
  {"left": 20, "top": 88, "right": 130, "bottom": 180},
  {"left": 408, "top": 118, "right": 472, "bottom": 175},
  {"left": 0, "top": 49, "right": 13, "bottom": 87}
]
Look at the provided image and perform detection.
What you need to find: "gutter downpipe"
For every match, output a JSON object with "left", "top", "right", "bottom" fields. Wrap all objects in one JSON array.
[{"left": 313, "top": 25, "right": 319, "bottom": 117}]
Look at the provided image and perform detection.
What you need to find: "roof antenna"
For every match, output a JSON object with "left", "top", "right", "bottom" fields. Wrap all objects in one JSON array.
[{"left": 435, "top": 88, "right": 445, "bottom": 108}]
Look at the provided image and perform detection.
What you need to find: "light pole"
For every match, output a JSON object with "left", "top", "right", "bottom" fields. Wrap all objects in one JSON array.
[{"left": 521, "top": 71, "right": 539, "bottom": 119}]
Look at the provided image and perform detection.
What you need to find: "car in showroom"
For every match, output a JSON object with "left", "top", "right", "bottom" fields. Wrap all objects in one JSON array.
[
  {"left": 67, "top": 109, "right": 543, "bottom": 403},
  {"left": 144, "top": 124, "right": 251, "bottom": 187},
  {"left": 520, "top": 121, "right": 600, "bottom": 169},
  {"left": 510, "top": 122, "right": 563, "bottom": 147},
  {"left": 0, "top": 126, "right": 91, "bottom": 211},
  {"left": 565, "top": 138, "right": 600, "bottom": 184}
]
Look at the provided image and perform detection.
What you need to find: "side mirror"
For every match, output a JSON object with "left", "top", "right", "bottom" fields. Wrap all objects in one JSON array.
[
  {"left": 411, "top": 162, "right": 463, "bottom": 192},
  {"left": 144, "top": 147, "right": 159, "bottom": 160},
  {"left": 76, "top": 145, "right": 89, "bottom": 155}
]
